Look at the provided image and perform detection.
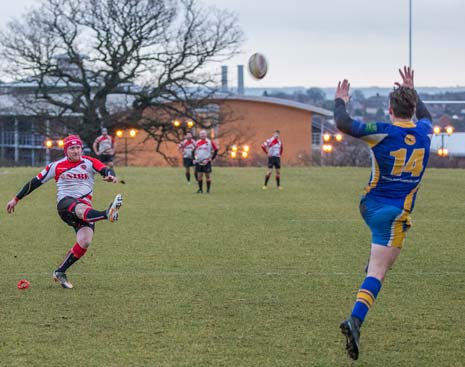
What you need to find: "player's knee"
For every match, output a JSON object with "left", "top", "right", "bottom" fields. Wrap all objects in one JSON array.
[
  {"left": 74, "top": 203, "right": 88, "bottom": 219},
  {"left": 77, "top": 229, "right": 93, "bottom": 249},
  {"left": 79, "top": 240, "right": 92, "bottom": 249}
]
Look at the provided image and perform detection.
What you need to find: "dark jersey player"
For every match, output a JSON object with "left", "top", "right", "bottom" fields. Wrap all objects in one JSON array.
[
  {"left": 193, "top": 129, "right": 218, "bottom": 193},
  {"left": 6, "top": 135, "right": 123, "bottom": 289},
  {"left": 178, "top": 132, "right": 196, "bottom": 183},
  {"left": 261, "top": 130, "right": 283, "bottom": 189},
  {"left": 334, "top": 67, "right": 433, "bottom": 360}
]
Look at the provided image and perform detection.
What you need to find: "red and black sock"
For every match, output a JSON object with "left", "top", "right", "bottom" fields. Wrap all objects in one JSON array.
[
  {"left": 276, "top": 175, "right": 281, "bottom": 187},
  {"left": 56, "top": 243, "right": 87, "bottom": 273},
  {"left": 82, "top": 207, "right": 107, "bottom": 223},
  {"left": 186, "top": 172, "right": 191, "bottom": 182},
  {"left": 206, "top": 179, "right": 211, "bottom": 192},
  {"left": 264, "top": 173, "right": 271, "bottom": 186},
  {"left": 198, "top": 180, "right": 203, "bottom": 191}
]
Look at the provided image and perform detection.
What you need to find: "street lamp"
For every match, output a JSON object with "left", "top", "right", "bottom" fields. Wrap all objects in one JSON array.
[
  {"left": 437, "top": 148, "right": 449, "bottom": 157},
  {"left": 230, "top": 144, "right": 250, "bottom": 164},
  {"left": 433, "top": 125, "right": 454, "bottom": 157},
  {"left": 116, "top": 128, "right": 138, "bottom": 166},
  {"left": 320, "top": 133, "right": 344, "bottom": 166},
  {"left": 321, "top": 133, "right": 343, "bottom": 153},
  {"left": 172, "top": 119, "right": 196, "bottom": 130},
  {"left": 322, "top": 144, "right": 333, "bottom": 153},
  {"left": 44, "top": 138, "right": 66, "bottom": 162}
]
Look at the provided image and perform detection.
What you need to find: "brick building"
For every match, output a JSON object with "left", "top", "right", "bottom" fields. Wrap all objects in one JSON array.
[{"left": 116, "top": 95, "right": 332, "bottom": 167}]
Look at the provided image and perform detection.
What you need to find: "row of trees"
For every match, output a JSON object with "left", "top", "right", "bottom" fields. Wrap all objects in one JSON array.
[{"left": 0, "top": 0, "right": 244, "bottom": 157}]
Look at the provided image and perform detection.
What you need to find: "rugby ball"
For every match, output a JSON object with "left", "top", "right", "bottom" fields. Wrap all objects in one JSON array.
[{"left": 248, "top": 53, "right": 268, "bottom": 80}]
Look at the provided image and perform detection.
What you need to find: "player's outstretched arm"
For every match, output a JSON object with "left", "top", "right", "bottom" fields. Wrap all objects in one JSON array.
[
  {"left": 395, "top": 66, "right": 414, "bottom": 89},
  {"left": 6, "top": 177, "right": 43, "bottom": 213},
  {"left": 89, "top": 156, "right": 118, "bottom": 183},
  {"left": 102, "top": 167, "right": 118, "bottom": 183},
  {"left": 334, "top": 79, "right": 355, "bottom": 135},
  {"left": 415, "top": 92, "right": 432, "bottom": 122},
  {"left": 395, "top": 66, "right": 432, "bottom": 121}
]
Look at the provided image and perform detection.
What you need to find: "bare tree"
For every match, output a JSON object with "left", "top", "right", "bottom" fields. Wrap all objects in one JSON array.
[{"left": 0, "top": 0, "right": 243, "bottom": 150}]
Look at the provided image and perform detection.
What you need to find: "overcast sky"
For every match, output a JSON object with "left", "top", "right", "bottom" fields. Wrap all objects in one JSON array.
[{"left": 1, "top": 0, "right": 464, "bottom": 88}]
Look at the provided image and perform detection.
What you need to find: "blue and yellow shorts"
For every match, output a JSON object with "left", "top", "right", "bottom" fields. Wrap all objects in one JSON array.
[{"left": 359, "top": 196, "right": 412, "bottom": 248}]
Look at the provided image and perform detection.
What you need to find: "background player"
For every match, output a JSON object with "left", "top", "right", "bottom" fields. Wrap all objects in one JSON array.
[
  {"left": 261, "top": 130, "right": 283, "bottom": 189},
  {"left": 93, "top": 127, "right": 116, "bottom": 168},
  {"left": 193, "top": 129, "right": 218, "bottom": 193},
  {"left": 178, "top": 132, "right": 196, "bottom": 183},
  {"left": 334, "top": 67, "right": 432, "bottom": 360},
  {"left": 6, "top": 135, "right": 123, "bottom": 289}
]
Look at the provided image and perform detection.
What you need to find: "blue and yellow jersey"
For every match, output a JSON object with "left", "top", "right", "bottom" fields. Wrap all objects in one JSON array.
[{"left": 350, "top": 118, "right": 433, "bottom": 212}]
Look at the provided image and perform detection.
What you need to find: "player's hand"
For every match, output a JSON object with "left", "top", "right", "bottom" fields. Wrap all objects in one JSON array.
[
  {"left": 6, "top": 197, "right": 18, "bottom": 214},
  {"left": 335, "top": 79, "right": 351, "bottom": 103},
  {"left": 395, "top": 66, "right": 414, "bottom": 89},
  {"left": 103, "top": 175, "right": 118, "bottom": 183}
]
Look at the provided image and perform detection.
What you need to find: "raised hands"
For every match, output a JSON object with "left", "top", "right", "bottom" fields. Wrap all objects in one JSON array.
[
  {"left": 335, "top": 79, "right": 351, "bottom": 104},
  {"left": 395, "top": 66, "right": 414, "bottom": 89}
]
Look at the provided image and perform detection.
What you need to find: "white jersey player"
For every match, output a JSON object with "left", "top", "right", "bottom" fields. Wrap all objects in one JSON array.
[
  {"left": 6, "top": 135, "right": 122, "bottom": 289},
  {"left": 192, "top": 129, "right": 218, "bottom": 193},
  {"left": 178, "top": 132, "right": 196, "bottom": 183},
  {"left": 261, "top": 130, "right": 283, "bottom": 189},
  {"left": 93, "top": 128, "right": 116, "bottom": 168}
]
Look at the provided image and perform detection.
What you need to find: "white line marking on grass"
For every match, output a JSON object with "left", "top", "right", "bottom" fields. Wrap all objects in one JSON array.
[
  {"left": 3, "top": 271, "right": 465, "bottom": 277},
  {"left": 289, "top": 219, "right": 465, "bottom": 223}
]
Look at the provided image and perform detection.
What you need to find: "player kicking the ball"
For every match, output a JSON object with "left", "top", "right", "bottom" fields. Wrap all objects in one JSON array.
[
  {"left": 261, "top": 130, "right": 283, "bottom": 189},
  {"left": 6, "top": 135, "right": 123, "bottom": 289},
  {"left": 193, "top": 129, "right": 218, "bottom": 193},
  {"left": 334, "top": 67, "right": 432, "bottom": 360}
]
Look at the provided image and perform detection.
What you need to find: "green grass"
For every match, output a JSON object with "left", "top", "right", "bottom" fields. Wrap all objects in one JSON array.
[{"left": 1, "top": 166, "right": 465, "bottom": 366}]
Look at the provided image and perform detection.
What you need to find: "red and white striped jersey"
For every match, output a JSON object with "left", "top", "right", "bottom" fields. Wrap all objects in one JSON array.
[
  {"left": 261, "top": 137, "right": 283, "bottom": 157},
  {"left": 178, "top": 139, "right": 196, "bottom": 158},
  {"left": 194, "top": 138, "right": 218, "bottom": 163},
  {"left": 94, "top": 134, "right": 114, "bottom": 154},
  {"left": 37, "top": 156, "right": 107, "bottom": 203}
]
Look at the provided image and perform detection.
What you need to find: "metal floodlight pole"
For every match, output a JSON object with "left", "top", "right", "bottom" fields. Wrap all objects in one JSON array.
[
  {"left": 124, "top": 136, "right": 128, "bottom": 167},
  {"left": 409, "top": 0, "right": 412, "bottom": 68}
]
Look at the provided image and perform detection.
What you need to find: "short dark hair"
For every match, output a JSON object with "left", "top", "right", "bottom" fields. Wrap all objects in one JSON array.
[
  {"left": 274, "top": 130, "right": 280, "bottom": 134},
  {"left": 389, "top": 87, "right": 417, "bottom": 119}
]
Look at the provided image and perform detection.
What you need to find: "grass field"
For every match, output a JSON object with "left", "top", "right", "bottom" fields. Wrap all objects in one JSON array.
[{"left": 1, "top": 166, "right": 465, "bottom": 366}]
